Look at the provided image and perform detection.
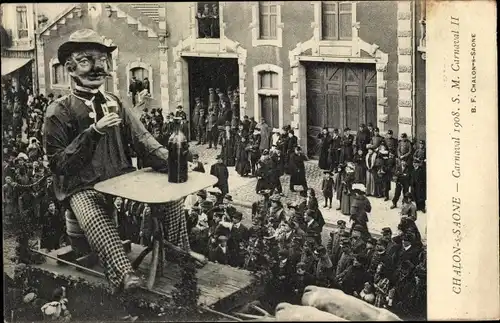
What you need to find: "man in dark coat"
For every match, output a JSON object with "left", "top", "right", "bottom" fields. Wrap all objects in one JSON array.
[
  {"left": 390, "top": 159, "right": 412, "bottom": 209},
  {"left": 192, "top": 96, "right": 203, "bottom": 141},
  {"left": 327, "top": 220, "right": 347, "bottom": 268},
  {"left": 411, "top": 160, "right": 426, "bottom": 212},
  {"left": 196, "top": 108, "right": 206, "bottom": 145},
  {"left": 210, "top": 155, "right": 229, "bottom": 196},
  {"left": 288, "top": 146, "right": 308, "bottom": 196},
  {"left": 209, "top": 235, "right": 230, "bottom": 265},
  {"left": 370, "top": 127, "right": 384, "bottom": 149},
  {"left": 227, "top": 211, "right": 249, "bottom": 267},
  {"left": 241, "top": 115, "right": 251, "bottom": 132},
  {"left": 330, "top": 128, "right": 342, "bottom": 171},
  {"left": 206, "top": 110, "right": 218, "bottom": 149},
  {"left": 221, "top": 121, "right": 236, "bottom": 166},
  {"left": 355, "top": 124, "right": 371, "bottom": 156},
  {"left": 285, "top": 130, "right": 298, "bottom": 172},
  {"left": 128, "top": 76, "right": 142, "bottom": 106},
  {"left": 235, "top": 136, "right": 250, "bottom": 176},
  {"left": 340, "top": 128, "right": 354, "bottom": 163},
  {"left": 397, "top": 133, "right": 413, "bottom": 163},
  {"left": 191, "top": 154, "right": 205, "bottom": 173},
  {"left": 321, "top": 170, "right": 334, "bottom": 208},
  {"left": 317, "top": 127, "right": 333, "bottom": 170},
  {"left": 384, "top": 129, "right": 398, "bottom": 155}
]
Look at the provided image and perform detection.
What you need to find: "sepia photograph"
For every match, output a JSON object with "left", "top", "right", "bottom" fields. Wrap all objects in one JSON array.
[{"left": 1, "top": 1, "right": 497, "bottom": 322}]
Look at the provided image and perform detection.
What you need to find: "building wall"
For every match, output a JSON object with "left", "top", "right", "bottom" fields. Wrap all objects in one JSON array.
[
  {"left": 415, "top": 0, "right": 426, "bottom": 140},
  {"left": 40, "top": 4, "right": 161, "bottom": 108},
  {"left": 165, "top": 1, "right": 402, "bottom": 143}
]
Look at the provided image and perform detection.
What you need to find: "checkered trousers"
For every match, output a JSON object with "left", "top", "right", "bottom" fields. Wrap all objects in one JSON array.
[
  {"left": 69, "top": 189, "right": 134, "bottom": 288},
  {"left": 154, "top": 198, "right": 190, "bottom": 252}
]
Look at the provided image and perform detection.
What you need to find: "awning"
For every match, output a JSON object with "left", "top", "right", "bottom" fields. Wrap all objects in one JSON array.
[{"left": 1, "top": 57, "right": 32, "bottom": 76}]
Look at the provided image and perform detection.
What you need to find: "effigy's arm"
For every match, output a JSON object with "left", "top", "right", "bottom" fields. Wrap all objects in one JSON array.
[
  {"left": 44, "top": 104, "right": 102, "bottom": 176},
  {"left": 121, "top": 104, "right": 169, "bottom": 171}
]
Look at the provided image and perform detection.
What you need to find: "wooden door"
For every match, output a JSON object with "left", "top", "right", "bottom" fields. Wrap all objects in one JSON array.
[
  {"left": 261, "top": 95, "right": 279, "bottom": 128},
  {"left": 306, "top": 62, "right": 377, "bottom": 157}
]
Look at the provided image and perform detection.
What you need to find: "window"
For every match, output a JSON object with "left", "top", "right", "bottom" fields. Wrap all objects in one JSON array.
[
  {"left": 256, "top": 70, "right": 281, "bottom": 128},
  {"left": 250, "top": 2, "right": 283, "bottom": 47},
  {"left": 195, "top": 2, "right": 220, "bottom": 38},
  {"left": 16, "top": 6, "right": 28, "bottom": 39},
  {"left": 322, "top": 1, "right": 352, "bottom": 40},
  {"left": 259, "top": 2, "right": 277, "bottom": 39},
  {"left": 127, "top": 60, "right": 153, "bottom": 97},
  {"left": 52, "top": 63, "right": 69, "bottom": 85}
]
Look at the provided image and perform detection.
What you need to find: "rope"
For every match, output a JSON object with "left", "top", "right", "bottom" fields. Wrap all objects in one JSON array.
[{"left": 12, "top": 174, "right": 49, "bottom": 190}]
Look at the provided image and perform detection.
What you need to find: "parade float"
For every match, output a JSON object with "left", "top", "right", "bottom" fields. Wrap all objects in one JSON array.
[{"left": 8, "top": 168, "right": 266, "bottom": 322}]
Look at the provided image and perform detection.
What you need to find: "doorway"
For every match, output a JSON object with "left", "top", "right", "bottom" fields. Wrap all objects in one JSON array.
[{"left": 187, "top": 57, "right": 239, "bottom": 138}]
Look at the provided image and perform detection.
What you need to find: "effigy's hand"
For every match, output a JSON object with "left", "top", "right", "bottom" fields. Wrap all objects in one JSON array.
[
  {"left": 301, "top": 286, "right": 402, "bottom": 321},
  {"left": 275, "top": 303, "right": 346, "bottom": 321},
  {"left": 95, "top": 113, "right": 122, "bottom": 132}
]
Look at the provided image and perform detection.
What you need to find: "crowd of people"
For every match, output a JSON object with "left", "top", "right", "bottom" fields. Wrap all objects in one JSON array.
[
  {"left": 2, "top": 82, "right": 66, "bottom": 252},
  {"left": 3, "top": 76, "right": 427, "bottom": 320}
]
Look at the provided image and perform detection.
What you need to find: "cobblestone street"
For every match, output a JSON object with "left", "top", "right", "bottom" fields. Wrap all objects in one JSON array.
[{"left": 188, "top": 143, "right": 427, "bottom": 240}]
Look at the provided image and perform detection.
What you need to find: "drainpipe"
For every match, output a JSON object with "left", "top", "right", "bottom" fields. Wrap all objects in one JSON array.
[
  {"left": 33, "top": 3, "right": 39, "bottom": 95},
  {"left": 411, "top": 0, "right": 417, "bottom": 139}
]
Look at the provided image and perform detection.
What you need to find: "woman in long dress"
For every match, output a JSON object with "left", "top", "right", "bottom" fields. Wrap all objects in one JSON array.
[
  {"left": 340, "top": 163, "right": 355, "bottom": 215},
  {"left": 353, "top": 149, "right": 366, "bottom": 184},
  {"left": 365, "top": 145, "right": 377, "bottom": 196},
  {"left": 317, "top": 127, "right": 332, "bottom": 170},
  {"left": 235, "top": 136, "right": 250, "bottom": 176}
]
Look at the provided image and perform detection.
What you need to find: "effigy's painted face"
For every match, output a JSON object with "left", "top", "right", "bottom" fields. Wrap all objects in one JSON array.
[{"left": 66, "top": 48, "right": 110, "bottom": 89}]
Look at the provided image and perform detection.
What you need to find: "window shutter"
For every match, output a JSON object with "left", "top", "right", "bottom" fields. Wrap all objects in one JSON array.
[
  {"left": 338, "top": 2, "right": 352, "bottom": 40},
  {"left": 322, "top": 2, "right": 338, "bottom": 40}
]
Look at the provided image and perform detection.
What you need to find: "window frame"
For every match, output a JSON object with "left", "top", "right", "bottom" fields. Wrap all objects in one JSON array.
[
  {"left": 126, "top": 59, "right": 154, "bottom": 98},
  {"left": 49, "top": 58, "right": 70, "bottom": 89},
  {"left": 16, "top": 5, "right": 29, "bottom": 40},
  {"left": 253, "top": 64, "right": 283, "bottom": 128},
  {"left": 321, "top": 1, "right": 353, "bottom": 41},
  {"left": 250, "top": 1, "right": 284, "bottom": 48},
  {"left": 195, "top": 1, "right": 221, "bottom": 40}
]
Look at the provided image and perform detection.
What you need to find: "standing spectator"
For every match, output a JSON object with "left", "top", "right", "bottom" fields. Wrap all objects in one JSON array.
[
  {"left": 384, "top": 129, "right": 398, "bottom": 155},
  {"left": 128, "top": 76, "right": 142, "bottom": 106},
  {"left": 285, "top": 130, "right": 298, "bottom": 173},
  {"left": 258, "top": 118, "right": 271, "bottom": 152},
  {"left": 355, "top": 124, "right": 371, "bottom": 156},
  {"left": 142, "top": 77, "right": 150, "bottom": 94},
  {"left": 353, "top": 149, "right": 366, "bottom": 184},
  {"left": 370, "top": 127, "right": 384, "bottom": 149},
  {"left": 3, "top": 176, "right": 15, "bottom": 221},
  {"left": 192, "top": 97, "right": 202, "bottom": 141},
  {"left": 327, "top": 220, "right": 347, "bottom": 268},
  {"left": 221, "top": 121, "right": 236, "bottom": 167},
  {"left": 288, "top": 146, "right": 308, "bottom": 196},
  {"left": 321, "top": 171, "right": 334, "bottom": 209},
  {"left": 397, "top": 133, "right": 412, "bottom": 163},
  {"left": 40, "top": 201, "right": 65, "bottom": 252},
  {"left": 411, "top": 160, "right": 426, "bottom": 213},
  {"left": 210, "top": 154, "right": 229, "bottom": 196},
  {"left": 390, "top": 159, "right": 412, "bottom": 209},
  {"left": 227, "top": 211, "right": 248, "bottom": 268},
  {"left": 365, "top": 145, "right": 377, "bottom": 196},
  {"left": 330, "top": 128, "right": 342, "bottom": 171},
  {"left": 317, "top": 127, "right": 332, "bottom": 170},
  {"left": 340, "top": 127, "right": 354, "bottom": 163},
  {"left": 196, "top": 109, "right": 207, "bottom": 145},
  {"left": 206, "top": 110, "right": 218, "bottom": 149},
  {"left": 209, "top": 235, "right": 230, "bottom": 264},
  {"left": 413, "top": 140, "right": 426, "bottom": 165},
  {"left": 235, "top": 136, "right": 250, "bottom": 177}
]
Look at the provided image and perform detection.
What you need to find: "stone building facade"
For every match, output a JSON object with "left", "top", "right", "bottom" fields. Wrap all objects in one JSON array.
[{"left": 37, "top": 1, "right": 426, "bottom": 155}]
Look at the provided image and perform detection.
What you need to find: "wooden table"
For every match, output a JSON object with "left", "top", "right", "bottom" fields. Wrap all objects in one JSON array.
[{"left": 94, "top": 167, "right": 218, "bottom": 289}]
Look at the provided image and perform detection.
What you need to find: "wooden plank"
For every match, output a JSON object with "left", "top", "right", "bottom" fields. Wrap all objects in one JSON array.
[
  {"left": 94, "top": 168, "right": 218, "bottom": 204},
  {"left": 36, "top": 244, "right": 261, "bottom": 309}
]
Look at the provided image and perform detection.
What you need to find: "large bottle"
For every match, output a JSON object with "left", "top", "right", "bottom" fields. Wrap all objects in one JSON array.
[{"left": 167, "top": 117, "right": 189, "bottom": 183}]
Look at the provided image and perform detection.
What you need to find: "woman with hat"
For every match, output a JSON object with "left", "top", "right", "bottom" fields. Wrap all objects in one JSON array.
[
  {"left": 349, "top": 183, "right": 372, "bottom": 240},
  {"left": 235, "top": 135, "right": 251, "bottom": 177},
  {"left": 365, "top": 144, "right": 378, "bottom": 196},
  {"left": 43, "top": 29, "right": 184, "bottom": 291},
  {"left": 340, "top": 127, "right": 354, "bottom": 163},
  {"left": 317, "top": 127, "right": 333, "bottom": 170},
  {"left": 289, "top": 146, "right": 309, "bottom": 196},
  {"left": 221, "top": 120, "right": 236, "bottom": 166},
  {"left": 210, "top": 154, "right": 229, "bottom": 196},
  {"left": 339, "top": 162, "right": 355, "bottom": 214},
  {"left": 353, "top": 148, "right": 366, "bottom": 184},
  {"left": 268, "top": 194, "right": 285, "bottom": 229}
]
